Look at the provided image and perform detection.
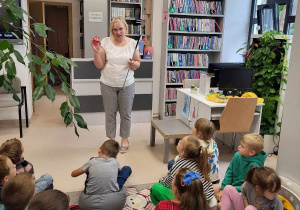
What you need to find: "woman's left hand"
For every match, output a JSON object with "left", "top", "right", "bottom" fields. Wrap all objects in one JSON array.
[{"left": 128, "top": 58, "right": 137, "bottom": 70}]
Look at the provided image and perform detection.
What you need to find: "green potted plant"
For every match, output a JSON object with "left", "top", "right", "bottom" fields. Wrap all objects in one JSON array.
[
  {"left": 238, "top": 31, "right": 291, "bottom": 153},
  {"left": 0, "top": 0, "right": 87, "bottom": 136}
]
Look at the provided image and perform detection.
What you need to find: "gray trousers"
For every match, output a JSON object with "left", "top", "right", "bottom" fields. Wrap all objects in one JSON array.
[{"left": 100, "top": 82, "right": 135, "bottom": 139}]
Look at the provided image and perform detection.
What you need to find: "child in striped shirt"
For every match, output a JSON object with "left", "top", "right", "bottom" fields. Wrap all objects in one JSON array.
[{"left": 150, "top": 135, "right": 217, "bottom": 208}]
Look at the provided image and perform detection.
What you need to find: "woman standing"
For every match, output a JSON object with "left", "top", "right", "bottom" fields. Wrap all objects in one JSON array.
[{"left": 91, "top": 17, "right": 141, "bottom": 153}]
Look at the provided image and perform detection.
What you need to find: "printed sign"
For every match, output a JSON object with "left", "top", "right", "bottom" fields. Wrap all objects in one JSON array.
[{"left": 89, "top": 12, "right": 103, "bottom": 22}]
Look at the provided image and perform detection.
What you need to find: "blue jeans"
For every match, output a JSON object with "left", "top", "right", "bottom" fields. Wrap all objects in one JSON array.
[
  {"left": 35, "top": 173, "right": 53, "bottom": 194},
  {"left": 168, "top": 160, "right": 175, "bottom": 170},
  {"left": 117, "top": 166, "right": 132, "bottom": 190}
]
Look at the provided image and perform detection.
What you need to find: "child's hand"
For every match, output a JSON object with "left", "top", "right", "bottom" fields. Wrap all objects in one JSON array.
[{"left": 216, "top": 190, "right": 223, "bottom": 201}]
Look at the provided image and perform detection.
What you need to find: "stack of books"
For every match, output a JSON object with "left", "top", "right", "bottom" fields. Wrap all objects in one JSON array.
[
  {"left": 169, "top": 17, "right": 216, "bottom": 32},
  {"left": 168, "top": 35, "right": 222, "bottom": 50},
  {"left": 167, "top": 53, "right": 209, "bottom": 67},
  {"left": 165, "top": 88, "right": 177, "bottom": 100},
  {"left": 167, "top": 70, "right": 201, "bottom": 83},
  {"left": 169, "top": 0, "right": 222, "bottom": 15},
  {"left": 165, "top": 103, "right": 177, "bottom": 116}
]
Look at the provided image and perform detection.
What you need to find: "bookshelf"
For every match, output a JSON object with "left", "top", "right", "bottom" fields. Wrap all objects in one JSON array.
[
  {"left": 159, "top": 0, "right": 225, "bottom": 118},
  {"left": 109, "top": 0, "right": 143, "bottom": 40}
]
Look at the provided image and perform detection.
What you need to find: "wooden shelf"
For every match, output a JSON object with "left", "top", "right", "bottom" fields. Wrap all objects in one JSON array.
[
  {"left": 169, "top": 13, "right": 224, "bottom": 18},
  {"left": 168, "top": 31, "right": 223, "bottom": 35},
  {"left": 111, "top": 1, "right": 141, "bottom": 5},
  {"left": 168, "top": 49, "right": 221, "bottom": 52},
  {"left": 166, "top": 83, "right": 183, "bottom": 86},
  {"left": 167, "top": 66, "right": 208, "bottom": 69}
]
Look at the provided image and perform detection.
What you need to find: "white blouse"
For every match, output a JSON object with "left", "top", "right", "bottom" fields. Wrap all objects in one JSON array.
[{"left": 100, "top": 37, "right": 138, "bottom": 87}]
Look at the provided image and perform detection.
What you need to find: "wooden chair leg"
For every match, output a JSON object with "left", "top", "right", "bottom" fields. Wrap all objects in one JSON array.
[{"left": 18, "top": 105, "right": 23, "bottom": 138}]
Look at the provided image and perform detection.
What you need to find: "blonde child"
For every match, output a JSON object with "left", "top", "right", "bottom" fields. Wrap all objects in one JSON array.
[
  {"left": 155, "top": 168, "right": 210, "bottom": 210},
  {"left": 216, "top": 133, "right": 267, "bottom": 203},
  {"left": 193, "top": 118, "right": 220, "bottom": 193},
  {"left": 221, "top": 166, "right": 283, "bottom": 210},
  {"left": 150, "top": 135, "right": 216, "bottom": 208},
  {"left": 0, "top": 138, "right": 53, "bottom": 194}
]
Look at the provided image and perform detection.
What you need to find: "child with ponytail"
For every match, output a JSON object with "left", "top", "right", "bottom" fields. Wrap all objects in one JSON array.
[
  {"left": 155, "top": 168, "right": 210, "bottom": 210},
  {"left": 193, "top": 118, "right": 220, "bottom": 193},
  {"left": 150, "top": 135, "right": 216, "bottom": 208},
  {"left": 221, "top": 166, "right": 283, "bottom": 210}
]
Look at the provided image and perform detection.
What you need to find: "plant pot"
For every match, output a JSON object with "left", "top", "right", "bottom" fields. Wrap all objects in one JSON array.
[{"left": 263, "top": 134, "right": 277, "bottom": 154}]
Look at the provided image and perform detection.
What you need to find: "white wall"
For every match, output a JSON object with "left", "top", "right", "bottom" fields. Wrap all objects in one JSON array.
[
  {"left": 84, "top": 0, "right": 109, "bottom": 58},
  {"left": 221, "top": 0, "right": 252, "bottom": 62},
  {"left": 276, "top": 4, "right": 300, "bottom": 184},
  {"left": 32, "top": 0, "right": 81, "bottom": 58},
  {"left": 0, "top": 0, "right": 33, "bottom": 121},
  {"left": 151, "top": 0, "right": 163, "bottom": 115}
]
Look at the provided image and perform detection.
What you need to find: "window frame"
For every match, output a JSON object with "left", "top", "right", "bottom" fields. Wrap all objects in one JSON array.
[{"left": 248, "top": 0, "right": 296, "bottom": 43}]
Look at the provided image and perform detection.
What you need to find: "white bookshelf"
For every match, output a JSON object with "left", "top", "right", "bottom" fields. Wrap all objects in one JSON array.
[{"left": 159, "top": 0, "right": 225, "bottom": 118}]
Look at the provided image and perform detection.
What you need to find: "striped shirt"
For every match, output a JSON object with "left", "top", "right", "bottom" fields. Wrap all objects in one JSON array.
[{"left": 159, "top": 158, "right": 215, "bottom": 200}]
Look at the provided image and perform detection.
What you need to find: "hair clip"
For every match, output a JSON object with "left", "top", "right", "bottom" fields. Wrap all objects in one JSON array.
[
  {"left": 181, "top": 178, "right": 185, "bottom": 187},
  {"left": 183, "top": 171, "right": 202, "bottom": 186}
]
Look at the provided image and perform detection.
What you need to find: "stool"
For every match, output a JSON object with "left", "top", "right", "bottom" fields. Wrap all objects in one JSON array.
[{"left": 150, "top": 119, "right": 193, "bottom": 163}]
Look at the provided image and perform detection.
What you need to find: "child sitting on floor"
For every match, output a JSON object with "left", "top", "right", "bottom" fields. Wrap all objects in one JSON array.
[
  {"left": 0, "top": 138, "right": 53, "bottom": 194},
  {"left": 71, "top": 140, "right": 132, "bottom": 210},
  {"left": 28, "top": 189, "right": 69, "bottom": 210},
  {"left": 151, "top": 135, "right": 216, "bottom": 208},
  {"left": 215, "top": 133, "right": 267, "bottom": 206},
  {"left": 1, "top": 173, "right": 35, "bottom": 210},
  {"left": 155, "top": 168, "right": 210, "bottom": 210},
  {"left": 193, "top": 118, "right": 220, "bottom": 194},
  {"left": 0, "top": 154, "right": 16, "bottom": 207},
  {"left": 221, "top": 166, "right": 283, "bottom": 210}
]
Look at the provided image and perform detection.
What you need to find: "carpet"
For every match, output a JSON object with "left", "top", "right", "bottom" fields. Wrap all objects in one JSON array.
[{"left": 66, "top": 183, "right": 155, "bottom": 208}]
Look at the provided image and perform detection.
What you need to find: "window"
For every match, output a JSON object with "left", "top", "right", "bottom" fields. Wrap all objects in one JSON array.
[{"left": 248, "top": 0, "right": 296, "bottom": 42}]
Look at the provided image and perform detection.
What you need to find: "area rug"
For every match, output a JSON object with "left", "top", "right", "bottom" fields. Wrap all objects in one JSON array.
[{"left": 66, "top": 183, "right": 156, "bottom": 209}]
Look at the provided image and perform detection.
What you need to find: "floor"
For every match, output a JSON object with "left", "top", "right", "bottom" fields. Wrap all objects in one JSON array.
[{"left": 0, "top": 89, "right": 277, "bottom": 194}]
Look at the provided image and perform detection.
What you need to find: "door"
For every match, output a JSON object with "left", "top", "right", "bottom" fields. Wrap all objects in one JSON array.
[
  {"left": 45, "top": 5, "right": 69, "bottom": 86},
  {"left": 29, "top": 1, "right": 46, "bottom": 112}
]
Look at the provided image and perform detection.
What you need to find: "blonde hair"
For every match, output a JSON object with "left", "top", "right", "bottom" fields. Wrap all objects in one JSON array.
[
  {"left": 110, "top": 16, "right": 128, "bottom": 35},
  {"left": 241, "top": 133, "right": 264, "bottom": 155},
  {"left": 194, "top": 118, "right": 216, "bottom": 141},
  {"left": 182, "top": 135, "right": 211, "bottom": 181}
]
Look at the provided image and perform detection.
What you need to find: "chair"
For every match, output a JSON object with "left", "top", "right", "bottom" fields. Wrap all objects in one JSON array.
[
  {"left": 183, "top": 79, "right": 200, "bottom": 88},
  {"left": 0, "top": 75, "right": 29, "bottom": 138},
  {"left": 212, "top": 97, "right": 258, "bottom": 151}
]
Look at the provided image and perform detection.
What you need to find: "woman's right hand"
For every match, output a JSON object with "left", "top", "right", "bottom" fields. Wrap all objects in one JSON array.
[{"left": 91, "top": 39, "right": 101, "bottom": 53}]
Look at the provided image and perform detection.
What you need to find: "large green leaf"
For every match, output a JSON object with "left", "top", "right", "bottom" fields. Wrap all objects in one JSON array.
[
  {"left": 60, "top": 101, "right": 69, "bottom": 117},
  {"left": 0, "top": 40, "right": 9, "bottom": 50},
  {"left": 5, "top": 60, "right": 16, "bottom": 79},
  {"left": 28, "top": 62, "right": 36, "bottom": 73},
  {"left": 46, "top": 51, "right": 55, "bottom": 60},
  {"left": 8, "top": 3, "right": 24, "bottom": 21},
  {"left": 66, "top": 58, "right": 78, "bottom": 67},
  {"left": 32, "top": 86, "right": 44, "bottom": 101},
  {"left": 74, "top": 114, "right": 88, "bottom": 130},
  {"left": 45, "top": 84, "right": 56, "bottom": 102},
  {"left": 74, "top": 125, "right": 79, "bottom": 138},
  {"left": 69, "top": 94, "right": 80, "bottom": 109},
  {"left": 6, "top": 8, "right": 18, "bottom": 22},
  {"left": 64, "top": 112, "right": 73, "bottom": 127},
  {"left": 14, "top": 50, "right": 25, "bottom": 65},
  {"left": 61, "top": 82, "right": 68, "bottom": 94},
  {"left": 33, "top": 23, "right": 53, "bottom": 38},
  {"left": 49, "top": 72, "right": 55, "bottom": 84},
  {"left": 41, "top": 63, "right": 51, "bottom": 74},
  {"left": 33, "top": 55, "right": 42, "bottom": 65},
  {"left": 10, "top": 87, "right": 20, "bottom": 102}
]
